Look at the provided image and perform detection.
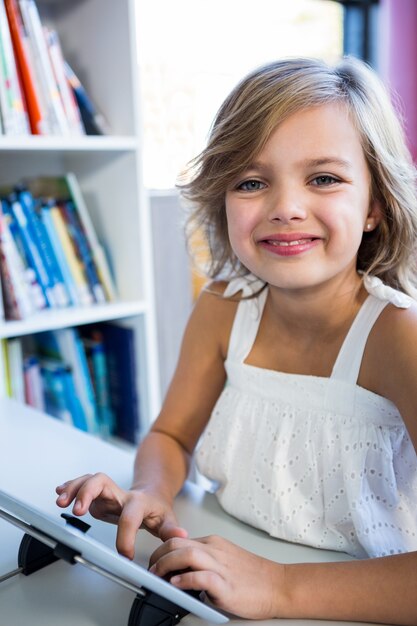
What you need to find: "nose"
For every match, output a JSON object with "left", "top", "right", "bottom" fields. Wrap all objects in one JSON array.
[{"left": 267, "top": 187, "right": 307, "bottom": 224}]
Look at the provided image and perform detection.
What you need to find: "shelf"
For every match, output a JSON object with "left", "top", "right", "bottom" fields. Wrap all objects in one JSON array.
[
  {"left": 0, "top": 136, "right": 138, "bottom": 154},
  {"left": 0, "top": 300, "right": 148, "bottom": 339}
]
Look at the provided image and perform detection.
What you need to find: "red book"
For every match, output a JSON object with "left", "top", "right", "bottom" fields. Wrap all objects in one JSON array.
[{"left": 5, "top": 0, "right": 45, "bottom": 134}]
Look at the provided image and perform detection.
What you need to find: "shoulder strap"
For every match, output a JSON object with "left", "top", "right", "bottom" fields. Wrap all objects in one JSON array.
[
  {"left": 331, "top": 295, "right": 388, "bottom": 383},
  {"left": 227, "top": 288, "right": 268, "bottom": 362}
]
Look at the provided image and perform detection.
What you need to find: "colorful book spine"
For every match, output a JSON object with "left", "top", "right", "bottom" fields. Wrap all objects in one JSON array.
[
  {"left": 40, "top": 200, "right": 78, "bottom": 306},
  {"left": 18, "top": 0, "right": 68, "bottom": 135},
  {"left": 8, "top": 191, "right": 56, "bottom": 308},
  {"left": 52, "top": 328, "right": 99, "bottom": 433},
  {"left": 99, "top": 322, "right": 140, "bottom": 444},
  {"left": 64, "top": 61, "right": 109, "bottom": 136},
  {"left": 17, "top": 187, "right": 70, "bottom": 307},
  {"left": 45, "top": 27, "right": 84, "bottom": 136},
  {"left": 40, "top": 358, "right": 87, "bottom": 429},
  {"left": 23, "top": 354, "right": 45, "bottom": 410},
  {"left": 65, "top": 172, "right": 116, "bottom": 301},
  {"left": 0, "top": 0, "right": 29, "bottom": 134},
  {"left": 0, "top": 198, "right": 39, "bottom": 318},
  {"left": 7, "top": 337, "right": 25, "bottom": 401},
  {"left": 82, "top": 332, "right": 115, "bottom": 437},
  {"left": 48, "top": 202, "right": 93, "bottom": 306},
  {"left": 1, "top": 337, "right": 12, "bottom": 396},
  {"left": 61, "top": 200, "right": 106, "bottom": 304},
  {"left": 4, "top": 0, "right": 46, "bottom": 134}
]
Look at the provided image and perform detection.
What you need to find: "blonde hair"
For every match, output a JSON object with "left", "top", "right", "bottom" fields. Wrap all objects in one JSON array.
[{"left": 178, "top": 57, "right": 417, "bottom": 297}]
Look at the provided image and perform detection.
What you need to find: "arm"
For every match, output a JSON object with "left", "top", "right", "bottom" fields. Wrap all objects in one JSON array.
[
  {"left": 148, "top": 302, "right": 417, "bottom": 624},
  {"left": 56, "top": 283, "right": 236, "bottom": 558},
  {"left": 148, "top": 531, "right": 417, "bottom": 624}
]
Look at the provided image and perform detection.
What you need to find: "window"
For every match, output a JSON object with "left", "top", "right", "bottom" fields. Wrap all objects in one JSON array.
[{"left": 136, "top": 0, "right": 343, "bottom": 189}]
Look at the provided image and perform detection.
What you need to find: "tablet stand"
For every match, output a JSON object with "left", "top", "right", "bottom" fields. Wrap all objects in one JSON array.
[
  {"left": 129, "top": 589, "right": 201, "bottom": 626},
  {"left": 0, "top": 512, "right": 195, "bottom": 626}
]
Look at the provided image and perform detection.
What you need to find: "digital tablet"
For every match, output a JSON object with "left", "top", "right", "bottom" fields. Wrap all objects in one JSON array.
[{"left": 0, "top": 489, "right": 228, "bottom": 624}]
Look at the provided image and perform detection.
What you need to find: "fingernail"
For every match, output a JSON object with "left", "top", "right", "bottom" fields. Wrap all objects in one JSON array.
[
  {"left": 170, "top": 576, "right": 181, "bottom": 584},
  {"left": 149, "top": 564, "right": 156, "bottom": 573},
  {"left": 57, "top": 492, "right": 67, "bottom": 501},
  {"left": 73, "top": 501, "right": 82, "bottom": 512}
]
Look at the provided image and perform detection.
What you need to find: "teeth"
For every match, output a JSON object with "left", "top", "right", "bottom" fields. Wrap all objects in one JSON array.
[{"left": 267, "top": 239, "right": 313, "bottom": 246}]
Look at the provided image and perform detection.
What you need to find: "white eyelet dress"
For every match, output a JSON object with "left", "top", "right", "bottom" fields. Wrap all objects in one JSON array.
[{"left": 196, "top": 275, "right": 417, "bottom": 558}]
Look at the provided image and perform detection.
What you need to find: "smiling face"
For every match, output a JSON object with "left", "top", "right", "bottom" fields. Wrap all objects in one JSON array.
[{"left": 225, "top": 102, "right": 381, "bottom": 294}]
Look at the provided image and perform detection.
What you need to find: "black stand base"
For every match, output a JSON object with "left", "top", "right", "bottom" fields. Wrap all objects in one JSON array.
[
  {"left": 129, "top": 590, "right": 192, "bottom": 626},
  {"left": 18, "top": 513, "right": 91, "bottom": 575},
  {"left": 9, "top": 514, "right": 195, "bottom": 626}
]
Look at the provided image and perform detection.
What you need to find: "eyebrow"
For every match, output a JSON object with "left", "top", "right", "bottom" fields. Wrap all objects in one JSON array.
[
  {"left": 243, "top": 157, "right": 353, "bottom": 173},
  {"left": 299, "top": 157, "right": 353, "bottom": 170}
]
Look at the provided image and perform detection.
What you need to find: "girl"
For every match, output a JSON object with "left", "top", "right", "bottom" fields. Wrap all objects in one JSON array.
[{"left": 56, "top": 57, "right": 417, "bottom": 624}]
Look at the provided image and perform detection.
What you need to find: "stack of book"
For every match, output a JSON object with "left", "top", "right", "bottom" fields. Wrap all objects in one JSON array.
[
  {"left": 0, "top": 0, "right": 109, "bottom": 136},
  {"left": 1, "top": 321, "right": 141, "bottom": 443},
  {"left": 0, "top": 172, "right": 117, "bottom": 320}
]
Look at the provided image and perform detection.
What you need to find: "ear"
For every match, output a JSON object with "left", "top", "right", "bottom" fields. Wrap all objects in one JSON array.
[{"left": 364, "top": 198, "right": 382, "bottom": 233}]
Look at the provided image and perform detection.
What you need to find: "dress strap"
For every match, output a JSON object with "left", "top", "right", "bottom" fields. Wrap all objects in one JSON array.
[
  {"left": 331, "top": 275, "right": 413, "bottom": 384},
  {"left": 223, "top": 275, "right": 268, "bottom": 362},
  {"left": 330, "top": 295, "right": 388, "bottom": 383}
]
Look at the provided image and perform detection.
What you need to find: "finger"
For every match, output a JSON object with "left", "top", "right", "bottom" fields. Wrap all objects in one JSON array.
[
  {"left": 170, "top": 569, "right": 224, "bottom": 600},
  {"left": 72, "top": 473, "right": 120, "bottom": 516},
  {"left": 149, "top": 537, "right": 190, "bottom": 568},
  {"left": 150, "top": 545, "right": 217, "bottom": 579},
  {"left": 115, "top": 497, "right": 145, "bottom": 559},
  {"left": 55, "top": 474, "right": 93, "bottom": 507},
  {"left": 158, "top": 517, "right": 189, "bottom": 542}
]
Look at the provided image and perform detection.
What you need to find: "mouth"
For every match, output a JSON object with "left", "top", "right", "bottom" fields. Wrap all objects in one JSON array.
[
  {"left": 262, "top": 237, "right": 318, "bottom": 247},
  {"left": 258, "top": 234, "right": 322, "bottom": 256}
]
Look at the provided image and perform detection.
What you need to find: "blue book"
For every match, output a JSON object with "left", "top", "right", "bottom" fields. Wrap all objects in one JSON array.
[
  {"left": 41, "top": 359, "right": 88, "bottom": 431},
  {"left": 40, "top": 201, "right": 78, "bottom": 306},
  {"left": 17, "top": 188, "right": 70, "bottom": 308},
  {"left": 1, "top": 197, "right": 47, "bottom": 311},
  {"left": 8, "top": 192, "right": 55, "bottom": 308},
  {"left": 82, "top": 332, "right": 115, "bottom": 438},
  {"left": 36, "top": 329, "right": 98, "bottom": 433},
  {"left": 98, "top": 322, "right": 140, "bottom": 444},
  {"left": 60, "top": 201, "right": 106, "bottom": 303}
]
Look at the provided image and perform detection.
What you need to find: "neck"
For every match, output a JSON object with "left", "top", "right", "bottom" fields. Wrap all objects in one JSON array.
[{"left": 267, "top": 271, "right": 366, "bottom": 339}]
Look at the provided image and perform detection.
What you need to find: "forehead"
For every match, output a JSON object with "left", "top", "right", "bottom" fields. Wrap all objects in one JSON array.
[{"left": 258, "top": 102, "right": 367, "bottom": 169}]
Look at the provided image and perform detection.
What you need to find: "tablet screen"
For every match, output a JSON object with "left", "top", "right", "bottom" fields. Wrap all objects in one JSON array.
[{"left": 0, "top": 489, "right": 228, "bottom": 624}]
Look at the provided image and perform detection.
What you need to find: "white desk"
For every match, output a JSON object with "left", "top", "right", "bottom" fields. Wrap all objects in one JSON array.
[{"left": 0, "top": 399, "right": 379, "bottom": 626}]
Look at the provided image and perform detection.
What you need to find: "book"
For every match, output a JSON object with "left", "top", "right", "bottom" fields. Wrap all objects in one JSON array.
[
  {"left": 81, "top": 331, "right": 115, "bottom": 438},
  {"left": 48, "top": 202, "right": 93, "bottom": 306},
  {"left": 39, "top": 357, "right": 87, "bottom": 430},
  {"left": 16, "top": 187, "right": 69, "bottom": 307},
  {"left": 7, "top": 337, "right": 25, "bottom": 401},
  {"left": 23, "top": 354, "right": 45, "bottom": 410},
  {"left": 7, "top": 191, "right": 56, "bottom": 308},
  {"left": 45, "top": 27, "right": 85, "bottom": 136},
  {"left": 29, "top": 173, "right": 116, "bottom": 301},
  {"left": 98, "top": 322, "right": 140, "bottom": 444},
  {"left": 0, "top": 0, "right": 30, "bottom": 135},
  {"left": 36, "top": 329, "right": 99, "bottom": 433},
  {"left": 1, "top": 337, "right": 12, "bottom": 396},
  {"left": 18, "top": 0, "right": 68, "bottom": 135},
  {"left": 39, "top": 200, "right": 78, "bottom": 306},
  {"left": 4, "top": 0, "right": 46, "bottom": 134},
  {"left": 64, "top": 61, "right": 110, "bottom": 136},
  {"left": 0, "top": 198, "right": 39, "bottom": 318},
  {"left": 60, "top": 200, "right": 106, "bottom": 304}
]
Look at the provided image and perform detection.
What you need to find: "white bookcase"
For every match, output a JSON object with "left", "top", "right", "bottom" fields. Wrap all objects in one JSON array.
[{"left": 0, "top": 0, "right": 161, "bottom": 436}]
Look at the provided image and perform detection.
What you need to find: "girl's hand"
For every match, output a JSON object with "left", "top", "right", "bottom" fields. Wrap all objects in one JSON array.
[
  {"left": 148, "top": 535, "right": 285, "bottom": 619},
  {"left": 55, "top": 473, "right": 188, "bottom": 559}
]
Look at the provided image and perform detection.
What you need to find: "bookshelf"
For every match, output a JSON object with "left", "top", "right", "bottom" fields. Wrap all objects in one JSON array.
[{"left": 0, "top": 0, "right": 161, "bottom": 439}]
